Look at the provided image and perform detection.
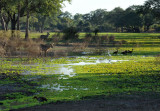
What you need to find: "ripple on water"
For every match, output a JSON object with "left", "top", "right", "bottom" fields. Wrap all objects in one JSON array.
[
  {"left": 41, "top": 83, "right": 89, "bottom": 91},
  {"left": 20, "top": 57, "right": 129, "bottom": 78}
]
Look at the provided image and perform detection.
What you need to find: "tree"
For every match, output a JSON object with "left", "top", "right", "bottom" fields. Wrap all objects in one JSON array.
[
  {"left": 90, "top": 9, "right": 107, "bottom": 27},
  {"left": 0, "top": 0, "right": 71, "bottom": 38},
  {"left": 107, "top": 7, "right": 124, "bottom": 32},
  {"left": 24, "top": 0, "right": 71, "bottom": 39},
  {"left": 62, "top": 26, "right": 79, "bottom": 41},
  {"left": 144, "top": 0, "right": 160, "bottom": 19},
  {"left": 136, "top": 5, "right": 155, "bottom": 32},
  {"left": 113, "top": 6, "right": 143, "bottom": 32}
]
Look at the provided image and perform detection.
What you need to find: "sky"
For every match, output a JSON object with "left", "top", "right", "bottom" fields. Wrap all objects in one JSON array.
[{"left": 62, "top": 0, "right": 147, "bottom": 15}]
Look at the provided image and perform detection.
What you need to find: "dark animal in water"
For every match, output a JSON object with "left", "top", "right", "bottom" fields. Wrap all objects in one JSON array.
[
  {"left": 40, "top": 44, "right": 53, "bottom": 57},
  {"left": 113, "top": 49, "right": 118, "bottom": 55},
  {"left": 40, "top": 32, "right": 50, "bottom": 40},
  {"left": 33, "top": 96, "right": 47, "bottom": 102}
]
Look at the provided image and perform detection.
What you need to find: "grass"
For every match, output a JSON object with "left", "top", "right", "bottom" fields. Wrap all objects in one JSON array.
[{"left": 0, "top": 32, "right": 160, "bottom": 110}]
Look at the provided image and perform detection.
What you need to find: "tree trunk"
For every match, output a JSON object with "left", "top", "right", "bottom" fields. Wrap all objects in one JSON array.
[
  {"left": 40, "top": 27, "right": 43, "bottom": 33},
  {"left": 146, "top": 25, "right": 150, "bottom": 32},
  {"left": 116, "top": 27, "right": 118, "bottom": 32},
  {"left": 121, "top": 27, "right": 123, "bottom": 33},
  {"left": 16, "top": 4, "right": 21, "bottom": 37},
  {"left": 0, "top": 13, "right": 6, "bottom": 31},
  {"left": 40, "top": 16, "right": 47, "bottom": 33},
  {"left": 25, "top": 0, "right": 29, "bottom": 40},
  {"left": 4, "top": 14, "right": 10, "bottom": 31},
  {"left": 11, "top": 14, "right": 17, "bottom": 37},
  {"left": 11, "top": 19, "right": 16, "bottom": 30},
  {"left": 17, "top": 4, "right": 20, "bottom": 30}
]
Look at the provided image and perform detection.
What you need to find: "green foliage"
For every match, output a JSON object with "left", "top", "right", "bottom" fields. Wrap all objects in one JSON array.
[
  {"left": 1, "top": 0, "right": 160, "bottom": 33},
  {"left": 1, "top": 54, "right": 160, "bottom": 110},
  {"left": 62, "top": 27, "right": 79, "bottom": 41}
]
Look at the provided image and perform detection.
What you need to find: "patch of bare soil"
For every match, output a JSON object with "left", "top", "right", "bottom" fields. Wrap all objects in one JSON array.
[{"left": 11, "top": 95, "right": 160, "bottom": 111}]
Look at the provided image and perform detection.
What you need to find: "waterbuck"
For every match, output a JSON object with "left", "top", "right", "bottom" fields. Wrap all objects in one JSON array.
[
  {"left": 40, "top": 32, "right": 50, "bottom": 40},
  {"left": 40, "top": 43, "right": 53, "bottom": 57}
]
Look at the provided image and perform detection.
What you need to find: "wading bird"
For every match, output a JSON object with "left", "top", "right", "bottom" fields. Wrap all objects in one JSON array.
[
  {"left": 127, "top": 49, "right": 134, "bottom": 54},
  {"left": 121, "top": 50, "right": 128, "bottom": 55},
  {"left": 113, "top": 49, "right": 118, "bottom": 55}
]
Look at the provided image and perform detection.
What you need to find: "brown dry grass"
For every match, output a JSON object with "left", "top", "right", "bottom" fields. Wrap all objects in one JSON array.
[
  {"left": 0, "top": 31, "right": 48, "bottom": 57},
  {"left": 71, "top": 42, "right": 88, "bottom": 52}
]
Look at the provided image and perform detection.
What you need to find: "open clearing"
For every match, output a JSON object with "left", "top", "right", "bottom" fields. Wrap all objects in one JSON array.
[{"left": 0, "top": 33, "right": 160, "bottom": 111}]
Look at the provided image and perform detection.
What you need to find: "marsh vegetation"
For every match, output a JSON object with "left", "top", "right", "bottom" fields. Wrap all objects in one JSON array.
[
  {"left": 0, "top": 31, "right": 160, "bottom": 111},
  {"left": 1, "top": 0, "right": 160, "bottom": 110}
]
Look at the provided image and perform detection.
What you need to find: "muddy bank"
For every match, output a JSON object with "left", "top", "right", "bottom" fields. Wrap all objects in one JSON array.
[{"left": 11, "top": 95, "right": 160, "bottom": 111}]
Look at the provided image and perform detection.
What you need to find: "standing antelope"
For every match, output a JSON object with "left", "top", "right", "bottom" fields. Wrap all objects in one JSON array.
[
  {"left": 40, "top": 32, "right": 50, "bottom": 40},
  {"left": 40, "top": 43, "right": 53, "bottom": 57}
]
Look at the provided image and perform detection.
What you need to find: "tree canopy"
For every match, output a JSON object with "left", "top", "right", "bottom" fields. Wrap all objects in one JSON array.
[{"left": 0, "top": 0, "right": 160, "bottom": 33}]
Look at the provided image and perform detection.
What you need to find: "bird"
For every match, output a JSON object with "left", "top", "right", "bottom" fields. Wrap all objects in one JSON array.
[
  {"left": 121, "top": 50, "right": 128, "bottom": 55},
  {"left": 33, "top": 96, "right": 47, "bottom": 102},
  {"left": 127, "top": 49, "right": 133, "bottom": 54},
  {"left": 40, "top": 43, "right": 53, "bottom": 57},
  {"left": 113, "top": 49, "right": 118, "bottom": 55}
]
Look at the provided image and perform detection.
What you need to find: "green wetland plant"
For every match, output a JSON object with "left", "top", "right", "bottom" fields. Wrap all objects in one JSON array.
[{"left": 0, "top": 32, "right": 160, "bottom": 110}]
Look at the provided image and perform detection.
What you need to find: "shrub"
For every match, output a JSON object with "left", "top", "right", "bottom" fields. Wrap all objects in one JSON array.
[
  {"left": 155, "top": 55, "right": 160, "bottom": 65},
  {"left": 84, "top": 33, "right": 92, "bottom": 44},
  {"left": 51, "top": 32, "right": 62, "bottom": 45},
  {"left": 121, "top": 40, "right": 127, "bottom": 44},
  {"left": 0, "top": 46, "right": 5, "bottom": 57},
  {"left": 100, "top": 35, "right": 109, "bottom": 44},
  {"left": 62, "top": 27, "right": 79, "bottom": 41},
  {"left": 109, "top": 35, "right": 115, "bottom": 42}
]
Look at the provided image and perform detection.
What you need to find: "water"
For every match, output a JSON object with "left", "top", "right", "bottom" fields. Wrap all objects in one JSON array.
[
  {"left": 17, "top": 57, "right": 129, "bottom": 78},
  {"left": 54, "top": 65, "right": 76, "bottom": 77},
  {"left": 41, "top": 83, "right": 89, "bottom": 91},
  {"left": 5, "top": 56, "right": 130, "bottom": 92}
]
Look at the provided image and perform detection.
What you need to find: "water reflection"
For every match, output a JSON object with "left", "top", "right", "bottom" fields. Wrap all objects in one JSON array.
[
  {"left": 19, "top": 57, "right": 129, "bottom": 78},
  {"left": 41, "top": 83, "right": 89, "bottom": 91}
]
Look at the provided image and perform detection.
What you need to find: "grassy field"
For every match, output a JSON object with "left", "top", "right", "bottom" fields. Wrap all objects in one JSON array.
[{"left": 0, "top": 32, "right": 160, "bottom": 110}]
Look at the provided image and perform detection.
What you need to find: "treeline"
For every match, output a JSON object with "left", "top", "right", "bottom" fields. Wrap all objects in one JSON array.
[
  {"left": 0, "top": 0, "right": 160, "bottom": 36},
  {"left": 0, "top": 0, "right": 71, "bottom": 39}
]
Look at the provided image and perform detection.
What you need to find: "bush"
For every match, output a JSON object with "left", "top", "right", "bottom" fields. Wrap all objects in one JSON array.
[
  {"left": 100, "top": 35, "right": 109, "bottom": 44},
  {"left": 155, "top": 55, "right": 160, "bottom": 65},
  {"left": 109, "top": 35, "right": 115, "bottom": 42},
  {"left": 62, "top": 27, "right": 79, "bottom": 41},
  {"left": 121, "top": 40, "right": 127, "bottom": 44}
]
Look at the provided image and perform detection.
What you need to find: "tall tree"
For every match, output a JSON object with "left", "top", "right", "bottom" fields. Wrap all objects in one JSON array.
[
  {"left": 107, "top": 7, "right": 124, "bottom": 32},
  {"left": 144, "top": 0, "right": 160, "bottom": 19},
  {"left": 90, "top": 9, "right": 107, "bottom": 27},
  {"left": 24, "top": 0, "right": 71, "bottom": 39}
]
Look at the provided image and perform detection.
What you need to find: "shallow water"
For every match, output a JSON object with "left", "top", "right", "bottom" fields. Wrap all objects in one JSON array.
[
  {"left": 41, "top": 83, "right": 89, "bottom": 91},
  {"left": 1, "top": 56, "right": 130, "bottom": 93},
  {"left": 10, "top": 57, "right": 129, "bottom": 78}
]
